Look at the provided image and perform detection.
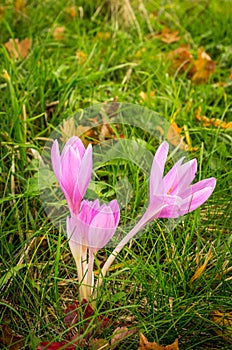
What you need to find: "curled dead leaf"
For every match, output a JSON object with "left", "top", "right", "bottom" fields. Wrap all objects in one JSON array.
[
  {"left": 4, "top": 38, "right": 31, "bottom": 59},
  {"left": 190, "top": 248, "right": 213, "bottom": 285},
  {"left": 167, "top": 46, "right": 195, "bottom": 76},
  {"left": 111, "top": 327, "right": 137, "bottom": 349},
  {"left": 52, "top": 26, "right": 65, "bottom": 41},
  {"left": 65, "top": 6, "right": 77, "bottom": 18},
  {"left": 192, "top": 48, "right": 216, "bottom": 84},
  {"left": 195, "top": 107, "right": 232, "bottom": 129},
  {"left": 76, "top": 50, "right": 87, "bottom": 64},
  {"left": 138, "top": 333, "right": 179, "bottom": 350},
  {"left": 211, "top": 310, "right": 232, "bottom": 342},
  {"left": 155, "top": 27, "right": 181, "bottom": 44}
]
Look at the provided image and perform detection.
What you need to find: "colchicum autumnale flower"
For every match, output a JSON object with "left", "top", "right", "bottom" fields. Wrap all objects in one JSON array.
[
  {"left": 96, "top": 141, "right": 216, "bottom": 290},
  {"left": 51, "top": 136, "right": 92, "bottom": 215},
  {"left": 67, "top": 199, "right": 120, "bottom": 300}
]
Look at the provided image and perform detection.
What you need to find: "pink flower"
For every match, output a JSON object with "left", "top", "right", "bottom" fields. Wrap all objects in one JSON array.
[
  {"left": 67, "top": 199, "right": 120, "bottom": 252},
  {"left": 146, "top": 141, "right": 216, "bottom": 220},
  {"left": 51, "top": 136, "right": 92, "bottom": 215}
]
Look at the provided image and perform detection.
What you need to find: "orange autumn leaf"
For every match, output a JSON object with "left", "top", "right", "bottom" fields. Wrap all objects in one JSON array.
[
  {"left": 139, "top": 91, "right": 155, "bottom": 102},
  {"left": 167, "top": 46, "right": 195, "bottom": 76},
  {"left": 138, "top": 333, "right": 179, "bottom": 350},
  {"left": 4, "top": 38, "right": 31, "bottom": 59},
  {"left": 95, "top": 32, "right": 111, "bottom": 40},
  {"left": 65, "top": 6, "right": 77, "bottom": 18},
  {"left": 196, "top": 107, "right": 232, "bottom": 129},
  {"left": 192, "top": 48, "right": 216, "bottom": 84},
  {"left": 14, "top": 0, "right": 26, "bottom": 13},
  {"left": 155, "top": 27, "right": 181, "bottom": 44},
  {"left": 76, "top": 50, "right": 87, "bottom": 64},
  {"left": 52, "top": 26, "right": 65, "bottom": 40}
]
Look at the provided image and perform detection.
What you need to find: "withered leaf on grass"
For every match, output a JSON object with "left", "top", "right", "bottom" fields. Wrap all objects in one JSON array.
[
  {"left": 195, "top": 107, "right": 232, "bottom": 129},
  {"left": 111, "top": 327, "right": 137, "bottom": 349},
  {"left": 4, "top": 38, "right": 31, "bottom": 59},
  {"left": 65, "top": 6, "right": 77, "bottom": 18},
  {"left": 0, "top": 325, "right": 24, "bottom": 350},
  {"left": 14, "top": 0, "right": 26, "bottom": 13},
  {"left": 138, "top": 333, "right": 179, "bottom": 350},
  {"left": 154, "top": 27, "right": 181, "bottom": 44},
  {"left": 192, "top": 48, "right": 216, "bottom": 84},
  {"left": 211, "top": 310, "right": 232, "bottom": 343},
  {"left": 167, "top": 46, "right": 216, "bottom": 84},
  {"left": 52, "top": 26, "right": 65, "bottom": 40},
  {"left": 167, "top": 46, "right": 195, "bottom": 76}
]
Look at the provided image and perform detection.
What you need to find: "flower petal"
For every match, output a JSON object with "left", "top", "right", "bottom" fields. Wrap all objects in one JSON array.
[{"left": 51, "top": 140, "right": 62, "bottom": 180}]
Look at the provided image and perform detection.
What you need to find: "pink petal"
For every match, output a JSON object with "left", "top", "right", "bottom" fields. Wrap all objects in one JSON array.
[
  {"left": 179, "top": 179, "right": 216, "bottom": 214},
  {"left": 180, "top": 177, "right": 216, "bottom": 199},
  {"left": 108, "top": 199, "right": 120, "bottom": 225},
  {"left": 72, "top": 144, "right": 92, "bottom": 210},
  {"left": 164, "top": 158, "right": 197, "bottom": 195},
  {"left": 51, "top": 140, "right": 61, "bottom": 180},
  {"left": 150, "top": 142, "right": 169, "bottom": 194}
]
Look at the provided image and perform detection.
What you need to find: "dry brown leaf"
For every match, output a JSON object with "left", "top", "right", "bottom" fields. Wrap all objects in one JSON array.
[
  {"left": 65, "top": 6, "right": 77, "bottom": 18},
  {"left": 95, "top": 32, "right": 111, "bottom": 40},
  {"left": 139, "top": 91, "right": 155, "bottom": 102},
  {"left": 4, "top": 38, "right": 31, "bottom": 59},
  {"left": 138, "top": 333, "right": 179, "bottom": 350},
  {"left": 155, "top": 27, "right": 181, "bottom": 44},
  {"left": 167, "top": 46, "right": 195, "bottom": 76},
  {"left": 167, "top": 122, "right": 188, "bottom": 150},
  {"left": 0, "top": 5, "right": 6, "bottom": 18},
  {"left": 76, "top": 50, "right": 87, "bottom": 64},
  {"left": 111, "top": 327, "right": 137, "bottom": 349},
  {"left": 192, "top": 48, "right": 216, "bottom": 84},
  {"left": 14, "top": 0, "right": 26, "bottom": 13},
  {"left": 0, "top": 325, "right": 24, "bottom": 350},
  {"left": 53, "top": 26, "right": 65, "bottom": 41},
  {"left": 211, "top": 310, "right": 232, "bottom": 342},
  {"left": 190, "top": 248, "right": 213, "bottom": 284},
  {"left": 88, "top": 338, "right": 109, "bottom": 349}
]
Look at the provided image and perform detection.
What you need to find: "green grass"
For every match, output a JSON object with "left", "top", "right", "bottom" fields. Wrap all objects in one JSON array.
[{"left": 0, "top": 0, "right": 232, "bottom": 349}]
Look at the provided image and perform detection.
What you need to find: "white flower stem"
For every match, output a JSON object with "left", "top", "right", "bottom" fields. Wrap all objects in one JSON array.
[
  {"left": 87, "top": 249, "right": 95, "bottom": 299},
  {"left": 94, "top": 215, "right": 148, "bottom": 295}
]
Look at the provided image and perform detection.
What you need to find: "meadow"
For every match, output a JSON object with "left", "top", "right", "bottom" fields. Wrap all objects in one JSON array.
[{"left": 0, "top": 1, "right": 232, "bottom": 349}]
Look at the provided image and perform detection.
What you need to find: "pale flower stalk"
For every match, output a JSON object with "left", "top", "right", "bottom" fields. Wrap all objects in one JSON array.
[
  {"left": 95, "top": 142, "right": 216, "bottom": 292},
  {"left": 67, "top": 199, "right": 120, "bottom": 300}
]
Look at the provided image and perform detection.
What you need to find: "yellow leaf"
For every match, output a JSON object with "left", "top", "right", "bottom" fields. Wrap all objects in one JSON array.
[{"left": 190, "top": 249, "right": 213, "bottom": 284}]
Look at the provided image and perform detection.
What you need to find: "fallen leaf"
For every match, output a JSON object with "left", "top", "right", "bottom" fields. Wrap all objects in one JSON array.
[
  {"left": 190, "top": 248, "right": 213, "bottom": 284},
  {"left": 65, "top": 6, "right": 77, "bottom": 18},
  {"left": 95, "top": 32, "right": 111, "bottom": 40},
  {"left": 76, "top": 50, "right": 87, "bottom": 64},
  {"left": 167, "top": 122, "right": 188, "bottom": 150},
  {"left": 211, "top": 310, "right": 232, "bottom": 342},
  {"left": 0, "top": 5, "right": 6, "bottom": 18},
  {"left": 155, "top": 27, "right": 181, "bottom": 44},
  {"left": 0, "top": 325, "right": 24, "bottom": 350},
  {"left": 138, "top": 333, "right": 179, "bottom": 350},
  {"left": 4, "top": 38, "right": 31, "bottom": 59},
  {"left": 192, "top": 48, "right": 216, "bottom": 84},
  {"left": 167, "top": 46, "right": 195, "bottom": 76},
  {"left": 89, "top": 338, "right": 109, "bottom": 349},
  {"left": 36, "top": 341, "right": 76, "bottom": 350},
  {"left": 53, "top": 26, "right": 65, "bottom": 41},
  {"left": 195, "top": 107, "right": 232, "bottom": 129},
  {"left": 111, "top": 327, "right": 137, "bottom": 349},
  {"left": 14, "top": 0, "right": 26, "bottom": 13},
  {"left": 139, "top": 91, "right": 155, "bottom": 102}
]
